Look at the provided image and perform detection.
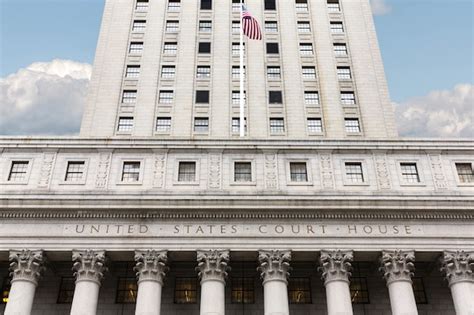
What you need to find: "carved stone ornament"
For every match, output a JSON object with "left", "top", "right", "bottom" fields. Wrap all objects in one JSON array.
[
  {"left": 258, "top": 250, "right": 292, "bottom": 284},
  {"left": 196, "top": 250, "right": 230, "bottom": 283},
  {"left": 440, "top": 250, "right": 474, "bottom": 286},
  {"left": 72, "top": 250, "right": 107, "bottom": 285},
  {"left": 318, "top": 250, "right": 353, "bottom": 285},
  {"left": 9, "top": 250, "right": 46, "bottom": 285},
  {"left": 380, "top": 250, "right": 415, "bottom": 285},
  {"left": 134, "top": 250, "right": 169, "bottom": 285}
]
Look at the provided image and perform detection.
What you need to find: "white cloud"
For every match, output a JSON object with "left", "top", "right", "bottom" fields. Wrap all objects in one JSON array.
[
  {"left": 370, "top": 0, "right": 392, "bottom": 16},
  {"left": 0, "top": 59, "right": 91, "bottom": 135},
  {"left": 395, "top": 84, "right": 474, "bottom": 138}
]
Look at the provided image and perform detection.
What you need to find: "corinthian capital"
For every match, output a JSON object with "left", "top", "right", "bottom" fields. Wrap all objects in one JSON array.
[
  {"left": 380, "top": 250, "right": 415, "bottom": 285},
  {"left": 134, "top": 250, "right": 169, "bottom": 284},
  {"left": 318, "top": 250, "right": 353, "bottom": 284},
  {"left": 9, "top": 249, "right": 46, "bottom": 285},
  {"left": 72, "top": 250, "right": 107, "bottom": 285},
  {"left": 196, "top": 250, "right": 230, "bottom": 283},
  {"left": 440, "top": 250, "right": 474, "bottom": 286},
  {"left": 258, "top": 250, "right": 292, "bottom": 284}
]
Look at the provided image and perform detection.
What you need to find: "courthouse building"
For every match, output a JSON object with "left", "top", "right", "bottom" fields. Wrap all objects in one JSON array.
[{"left": 1, "top": 0, "right": 473, "bottom": 314}]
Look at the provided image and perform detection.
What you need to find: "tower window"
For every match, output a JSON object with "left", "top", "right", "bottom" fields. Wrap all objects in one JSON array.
[
  {"left": 159, "top": 90, "right": 174, "bottom": 104},
  {"left": 270, "top": 118, "right": 285, "bottom": 134},
  {"left": 164, "top": 42, "right": 178, "bottom": 54},
  {"left": 200, "top": 0, "right": 212, "bottom": 10},
  {"left": 265, "top": 21, "right": 278, "bottom": 33},
  {"left": 330, "top": 21, "right": 344, "bottom": 33},
  {"left": 232, "top": 91, "right": 246, "bottom": 105},
  {"left": 269, "top": 91, "right": 283, "bottom": 104},
  {"left": 400, "top": 163, "right": 420, "bottom": 183},
  {"left": 168, "top": 0, "right": 181, "bottom": 11},
  {"left": 267, "top": 66, "right": 281, "bottom": 79},
  {"left": 232, "top": 66, "right": 245, "bottom": 79},
  {"left": 302, "top": 66, "right": 316, "bottom": 79},
  {"left": 264, "top": 0, "right": 276, "bottom": 10},
  {"left": 345, "top": 162, "right": 364, "bottom": 183},
  {"left": 266, "top": 43, "right": 279, "bottom": 54},
  {"left": 65, "top": 161, "right": 85, "bottom": 182},
  {"left": 178, "top": 162, "right": 197, "bottom": 182},
  {"left": 327, "top": 0, "right": 340, "bottom": 12},
  {"left": 307, "top": 118, "right": 322, "bottom": 133},
  {"left": 161, "top": 66, "right": 176, "bottom": 79},
  {"left": 135, "top": 0, "right": 149, "bottom": 11},
  {"left": 345, "top": 118, "right": 360, "bottom": 133},
  {"left": 194, "top": 118, "right": 209, "bottom": 133},
  {"left": 196, "top": 66, "right": 211, "bottom": 78},
  {"left": 337, "top": 67, "right": 352, "bottom": 80},
  {"left": 199, "top": 42, "right": 211, "bottom": 53},
  {"left": 334, "top": 43, "right": 348, "bottom": 56},
  {"left": 341, "top": 92, "right": 356, "bottom": 105},
  {"left": 295, "top": 0, "right": 308, "bottom": 12},
  {"left": 199, "top": 20, "right": 212, "bottom": 32},
  {"left": 232, "top": 42, "right": 245, "bottom": 55},
  {"left": 232, "top": 117, "right": 247, "bottom": 133},
  {"left": 156, "top": 117, "right": 172, "bottom": 132},
  {"left": 117, "top": 117, "right": 134, "bottom": 132},
  {"left": 126, "top": 65, "right": 140, "bottom": 78},
  {"left": 196, "top": 91, "right": 210, "bottom": 103},
  {"left": 234, "top": 162, "right": 252, "bottom": 182},
  {"left": 122, "top": 90, "right": 137, "bottom": 103},
  {"left": 297, "top": 22, "right": 311, "bottom": 33},
  {"left": 166, "top": 20, "right": 179, "bottom": 32},
  {"left": 299, "top": 43, "right": 313, "bottom": 55},
  {"left": 304, "top": 91, "right": 319, "bottom": 105},
  {"left": 129, "top": 42, "right": 144, "bottom": 54}
]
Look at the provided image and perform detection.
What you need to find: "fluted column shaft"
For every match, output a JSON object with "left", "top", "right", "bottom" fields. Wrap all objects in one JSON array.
[
  {"left": 380, "top": 250, "right": 418, "bottom": 315},
  {"left": 5, "top": 250, "right": 45, "bottom": 315},
  {"left": 319, "top": 250, "right": 354, "bottom": 315},
  {"left": 258, "top": 250, "right": 292, "bottom": 315},
  {"left": 134, "top": 250, "right": 169, "bottom": 315},
  {"left": 440, "top": 250, "right": 474, "bottom": 315},
  {"left": 196, "top": 250, "right": 230, "bottom": 315},
  {"left": 70, "top": 250, "right": 107, "bottom": 315}
]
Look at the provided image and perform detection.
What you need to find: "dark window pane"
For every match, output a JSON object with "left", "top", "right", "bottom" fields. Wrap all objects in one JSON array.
[
  {"left": 201, "top": 0, "right": 212, "bottom": 10},
  {"left": 175, "top": 277, "right": 198, "bottom": 304},
  {"left": 196, "top": 90, "right": 210, "bottom": 103},
  {"left": 269, "top": 91, "right": 283, "bottom": 104},
  {"left": 231, "top": 277, "right": 255, "bottom": 304},
  {"left": 288, "top": 278, "right": 311, "bottom": 304},
  {"left": 199, "top": 42, "right": 211, "bottom": 53},
  {"left": 116, "top": 277, "right": 138, "bottom": 304},
  {"left": 266, "top": 43, "right": 279, "bottom": 54},
  {"left": 264, "top": 0, "right": 276, "bottom": 10}
]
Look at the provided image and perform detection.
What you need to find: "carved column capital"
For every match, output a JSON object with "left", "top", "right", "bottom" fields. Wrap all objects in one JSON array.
[
  {"left": 134, "top": 250, "right": 169, "bottom": 285},
  {"left": 318, "top": 250, "right": 353, "bottom": 285},
  {"left": 196, "top": 250, "right": 230, "bottom": 283},
  {"left": 258, "top": 250, "right": 292, "bottom": 284},
  {"left": 9, "top": 250, "right": 46, "bottom": 285},
  {"left": 380, "top": 250, "right": 415, "bottom": 285},
  {"left": 72, "top": 250, "right": 107, "bottom": 285},
  {"left": 440, "top": 250, "right": 474, "bottom": 286}
]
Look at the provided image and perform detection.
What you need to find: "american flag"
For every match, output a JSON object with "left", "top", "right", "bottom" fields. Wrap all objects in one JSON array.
[{"left": 242, "top": 5, "right": 262, "bottom": 40}]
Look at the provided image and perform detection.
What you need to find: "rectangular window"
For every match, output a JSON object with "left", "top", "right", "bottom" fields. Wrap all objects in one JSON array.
[
  {"left": 232, "top": 21, "right": 241, "bottom": 33},
  {"left": 159, "top": 90, "right": 174, "bottom": 103},
  {"left": 122, "top": 90, "right": 137, "bottom": 103},
  {"left": 129, "top": 42, "right": 143, "bottom": 54},
  {"left": 161, "top": 65, "right": 176, "bottom": 79},
  {"left": 307, "top": 118, "right": 322, "bottom": 133},
  {"left": 265, "top": 21, "right": 278, "bottom": 33},
  {"left": 232, "top": 66, "right": 245, "bottom": 79},
  {"left": 302, "top": 66, "right": 316, "bottom": 79},
  {"left": 174, "top": 277, "right": 197, "bottom": 303},
  {"left": 65, "top": 161, "right": 85, "bottom": 182},
  {"left": 164, "top": 42, "right": 178, "bottom": 54},
  {"left": 334, "top": 43, "right": 348, "bottom": 56},
  {"left": 156, "top": 117, "right": 172, "bottom": 132},
  {"left": 231, "top": 277, "right": 254, "bottom": 304},
  {"left": 126, "top": 65, "right": 140, "bottom": 78},
  {"left": 330, "top": 21, "right": 344, "bottom": 33},
  {"left": 57, "top": 277, "right": 75, "bottom": 304},
  {"left": 132, "top": 20, "right": 146, "bottom": 32},
  {"left": 194, "top": 117, "right": 209, "bottom": 132},
  {"left": 232, "top": 117, "right": 247, "bottom": 133},
  {"left": 345, "top": 118, "right": 360, "bottom": 133},
  {"left": 297, "top": 21, "right": 311, "bottom": 33},
  {"left": 267, "top": 66, "right": 281, "bottom": 79},
  {"left": 290, "top": 162, "right": 308, "bottom": 182},
  {"left": 1, "top": 278, "right": 10, "bottom": 304},
  {"left": 350, "top": 263, "right": 370, "bottom": 304},
  {"left": 168, "top": 0, "right": 181, "bottom": 11},
  {"left": 232, "top": 0, "right": 244, "bottom": 11},
  {"left": 341, "top": 92, "right": 356, "bottom": 105},
  {"left": 196, "top": 66, "right": 211, "bottom": 78},
  {"left": 116, "top": 277, "right": 138, "bottom": 304},
  {"left": 456, "top": 163, "right": 473, "bottom": 183},
  {"left": 400, "top": 163, "right": 420, "bottom": 183},
  {"left": 327, "top": 0, "right": 340, "bottom": 12},
  {"left": 269, "top": 91, "right": 283, "bottom": 104},
  {"left": 232, "top": 42, "right": 245, "bottom": 55},
  {"left": 199, "top": 42, "right": 211, "bottom": 54},
  {"left": 413, "top": 278, "right": 428, "bottom": 304},
  {"left": 117, "top": 117, "right": 134, "bottom": 132},
  {"left": 270, "top": 118, "right": 285, "bottom": 134},
  {"left": 295, "top": 0, "right": 309, "bottom": 12},
  {"left": 299, "top": 43, "right": 313, "bottom": 55},
  {"left": 234, "top": 162, "right": 252, "bottom": 182},
  {"left": 337, "top": 67, "right": 351, "bottom": 80},
  {"left": 178, "top": 162, "right": 196, "bottom": 182},
  {"left": 8, "top": 161, "right": 29, "bottom": 182},
  {"left": 166, "top": 20, "right": 179, "bottom": 32},
  {"left": 266, "top": 43, "right": 279, "bottom": 54},
  {"left": 289, "top": 278, "right": 311, "bottom": 303},
  {"left": 264, "top": 0, "right": 276, "bottom": 10},
  {"left": 199, "top": 20, "right": 212, "bottom": 32},
  {"left": 201, "top": 0, "right": 212, "bottom": 10},
  {"left": 304, "top": 91, "right": 319, "bottom": 105},
  {"left": 122, "top": 162, "right": 141, "bottom": 182},
  {"left": 195, "top": 91, "right": 210, "bottom": 103},
  {"left": 136, "top": 0, "right": 149, "bottom": 11},
  {"left": 232, "top": 91, "right": 246, "bottom": 105},
  {"left": 345, "top": 162, "right": 364, "bottom": 183}
]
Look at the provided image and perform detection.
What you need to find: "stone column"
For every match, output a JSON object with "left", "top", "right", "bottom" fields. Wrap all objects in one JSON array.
[
  {"left": 134, "top": 250, "right": 169, "bottom": 315},
  {"left": 70, "top": 250, "right": 107, "bottom": 315},
  {"left": 380, "top": 250, "right": 418, "bottom": 315},
  {"left": 318, "top": 250, "right": 354, "bottom": 315},
  {"left": 258, "top": 250, "right": 292, "bottom": 315},
  {"left": 196, "top": 250, "right": 230, "bottom": 315},
  {"left": 4, "top": 250, "right": 45, "bottom": 315},
  {"left": 440, "top": 250, "right": 474, "bottom": 315}
]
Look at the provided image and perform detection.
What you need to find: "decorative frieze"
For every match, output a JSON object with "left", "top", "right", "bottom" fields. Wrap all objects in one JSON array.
[
  {"left": 264, "top": 153, "right": 278, "bottom": 189},
  {"left": 152, "top": 153, "right": 167, "bottom": 188},
  {"left": 37, "top": 152, "right": 56, "bottom": 188},
  {"left": 319, "top": 250, "right": 353, "bottom": 284},
  {"left": 95, "top": 152, "right": 111, "bottom": 189},
  {"left": 9, "top": 250, "right": 45, "bottom": 285},
  {"left": 380, "top": 250, "right": 415, "bottom": 284},
  {"left": 319, "top": 153, "right": 335, "bottom": 189},
  {"left": 208, "top": 153, "right": 222, "bottom": 189},
  {"left": 134, "top": 250, "right": 169, "bottom": 284},
  {"left": 440, "top": 250, "right": 474, "bottom": 286},
  {"left": 429, "top": 154, "right": 448, "bottom": 190},
  {"left": 196, "top": 250, "right": 230, "bottom": 282},
  {"left": 72, "top": 250, "right": 107, "bottom": 285},
  {"left": 373, "top": 154, "right": 391, "bottom": 190},
  {"left": 258, "top": 250, "right": 292, "bottom": 283}
]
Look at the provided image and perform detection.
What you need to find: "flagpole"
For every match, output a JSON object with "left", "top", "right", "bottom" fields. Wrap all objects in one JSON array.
[{"left": 239, "top": 0, "right": 245, "bottom": 138}]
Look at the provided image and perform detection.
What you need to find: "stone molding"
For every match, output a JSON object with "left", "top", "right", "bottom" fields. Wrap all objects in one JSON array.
[
  {"left": 134, "top": 250, "right": 169, "bottom": 285},
  {"left": 380, "top": 250, "right": 415, "bottom": 285},
  {"left": 72, "top": 250, "right": 107, "bottom": 285},
  {"left": 318, "top": 250, "right": 353, "bottom": 285},
  {"left": 258, "top": 250, "right": 292, "bottom": 284},
  {"left": 440, "top": 250, "right": 474, "bottom": 286},
  {"left": 9, "top": 249, "right": 45, "bottom": 286},
  {"left": 196, "top": 250, "right": 230, "bottom": 283}
]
